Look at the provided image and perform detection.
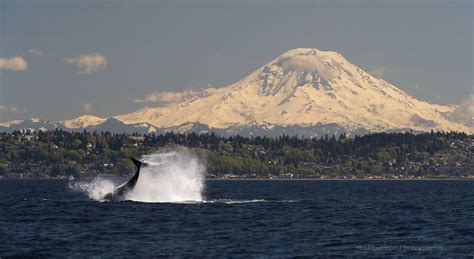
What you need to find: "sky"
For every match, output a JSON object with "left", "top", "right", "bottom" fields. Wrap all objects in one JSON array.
[{"left": 0, "top": 0, "right": 472, "bottom": 122}]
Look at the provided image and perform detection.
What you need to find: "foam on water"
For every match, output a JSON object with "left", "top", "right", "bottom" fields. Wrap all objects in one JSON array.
[
  {"left": 69, "top": 177, "right": 116, "bottom": 201},
  {"left": 204, "top": 199, "right": 300, "bottom": 204}
]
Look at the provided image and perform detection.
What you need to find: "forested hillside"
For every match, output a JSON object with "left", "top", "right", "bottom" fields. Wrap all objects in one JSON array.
[{"left": 0, "top": 130, "right": 472, "bottom": 179}]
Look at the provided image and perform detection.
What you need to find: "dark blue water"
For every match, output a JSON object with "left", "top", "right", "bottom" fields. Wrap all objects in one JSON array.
[{"left": 0, "top": 180, "right": 473, "bottom": 257}]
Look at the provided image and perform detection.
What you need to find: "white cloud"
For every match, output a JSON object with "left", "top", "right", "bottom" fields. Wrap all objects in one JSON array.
[
  {"left": 0, "top": 105, "right": 27, "bottom": 113},
  {"left": 451, "top": 95, "right": 474, "bottom": 121},
  {"left": 134, "top": 88, "right": 215, "bottom": 104},
  {"left": 369, "top": 67, "right": 385, "bottom": 79},
  {"left": 414, "top": 83, "right": 424, "bottom": 90},
  {"left": 83, "top": 103, "right": 93, "bottom": 113},
  {"left": 28, "top": 48, "right": 43, "bottom": 56},
  {"left": 0, "top": 56, "right": 28, "bottom": 71},
  {"left": 65, "top": 53, "right": 107, "bottom": 74},
  {"left": 280, "top": 55, "right": 330, "bottom": 77}
]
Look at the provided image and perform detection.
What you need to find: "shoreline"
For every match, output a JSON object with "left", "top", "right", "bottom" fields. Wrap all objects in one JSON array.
[
  {"left": 206, "top": 178, "right": 474, "bottom": 181},
  {"left": 1, "top": 177, "right": 473, "bottom": 181}
]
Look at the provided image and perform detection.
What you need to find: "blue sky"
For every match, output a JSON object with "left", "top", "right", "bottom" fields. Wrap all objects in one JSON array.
[{"left": 0, "top": 0, "right": 472, "bottom": 122}]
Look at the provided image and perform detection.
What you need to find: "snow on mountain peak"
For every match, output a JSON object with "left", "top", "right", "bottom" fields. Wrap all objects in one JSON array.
[
  {"left": 241, "top": 48, "right": 375, "bottom": 98},
  {"left": 277, "top": 48, "right": 347, "bottom": 75},
  {"left": 280, "top": 48, "right": 346, "bottom": 65},
  {"left": 3, "top": 48, "right": 471, "bottom": 135},
  {"left": 61, "top": 115, "right": 105, "bottom": 129},
  {"left": 110, "top": 48, "right": 472, "bottom": 134}
]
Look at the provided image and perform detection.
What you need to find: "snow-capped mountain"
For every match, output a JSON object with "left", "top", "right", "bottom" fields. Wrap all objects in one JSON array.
[
  {"left": 115, "top": 48, "right": 471, "bottom": 134},
  {"left": 1, "top": 48, "right": 471, "bottom": 136},
  {"left": 0, "top": 118, "right": 65, "bottom": 132},
  {"left": 0, "top": 117, "right": 155, "bottom": 135},
  {"left": 84, "top": 118, "right": 156, "bottom": 134},
  {"left": 61, "top": 115, "right": 106, "bottom": 129}
]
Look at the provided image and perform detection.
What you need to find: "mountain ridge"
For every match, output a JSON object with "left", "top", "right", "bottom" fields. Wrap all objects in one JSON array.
[{"left": 1, "top": 48, "right": 472, "bottom": 136}]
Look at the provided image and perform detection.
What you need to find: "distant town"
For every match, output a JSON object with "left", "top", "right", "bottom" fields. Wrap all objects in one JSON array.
[{"left": 0, "top": 128, "right": 472, "bottom": 180}]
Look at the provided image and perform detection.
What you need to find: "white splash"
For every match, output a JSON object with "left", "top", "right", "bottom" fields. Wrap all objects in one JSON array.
[
  {"left": 69, "top": 177, "right": 116, "bottom": 201},
  {"left": 126, "top": 148, "right": 205, "bottom": 203},
  {"left": 70, "top": 148, "right": 205, "bottom": 203}
]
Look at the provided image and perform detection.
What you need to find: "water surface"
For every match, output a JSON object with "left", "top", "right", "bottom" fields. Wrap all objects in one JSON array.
[{"left": 0, "top": 180, "right": 473, "bottom": 256}]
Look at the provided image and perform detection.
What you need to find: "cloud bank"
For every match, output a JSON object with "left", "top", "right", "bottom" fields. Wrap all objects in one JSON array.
[
  {"left": 83, "top": 103, "right": 93, "bottom": 113},
  {"left": 65, "top": 53, "right": 107, "bottom": 74},
  {"left": 134, "top": 88, "right": 215, "bottom": 104},
  {"left": 369, "top": 67, "right": 385, "bottom": 79},
  {"left": 452, "top": 95, "right": 474, "bottom": 120},
  {"left": 28, "top": 49, "right": 43, "bottom": 56},
  {"left": 450, "top": 94, "right": 473, "bottom": 128},
  {"left": 0, "top": 105, "right": 27, "bottom": 114},
  {"left": 0, "top": 56, "right": 28, "bottom": 71}
]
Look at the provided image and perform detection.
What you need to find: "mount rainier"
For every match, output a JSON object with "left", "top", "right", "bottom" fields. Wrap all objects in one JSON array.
[{"left": 2, "top": 48, "right": 472, "bottom": 136}]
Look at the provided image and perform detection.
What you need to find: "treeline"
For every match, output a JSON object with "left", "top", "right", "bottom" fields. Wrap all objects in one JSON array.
[{"left": 0, "top": 130, "right": 472, "bottom": 178}]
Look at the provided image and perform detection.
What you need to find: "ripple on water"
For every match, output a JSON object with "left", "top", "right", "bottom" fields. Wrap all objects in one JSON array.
[{"left": 0, "top": 180, "right": 472, "bottom": 257}]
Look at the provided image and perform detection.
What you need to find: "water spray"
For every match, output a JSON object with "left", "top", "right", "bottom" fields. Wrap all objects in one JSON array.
[{"left": 71, "top": 147, "right": 206, "bottom": 203}]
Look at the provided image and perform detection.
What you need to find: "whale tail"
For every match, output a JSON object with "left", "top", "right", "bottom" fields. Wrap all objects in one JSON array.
[
  {"left": 131, "top": 157, "right": 144, "bottom": 168},
  {"left": 131, "top": 157, "right": 149, "bottom": 168},
  {"left": 102, "top": 157, "right": 148, "bottom": 201}
]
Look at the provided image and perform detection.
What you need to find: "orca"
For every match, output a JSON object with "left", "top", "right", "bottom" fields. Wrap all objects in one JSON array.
[{"left": 102, "top": 157, "right": 147, "bottom": 201}]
